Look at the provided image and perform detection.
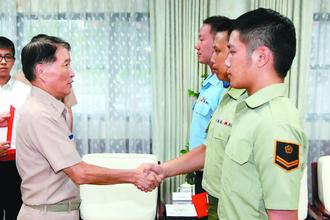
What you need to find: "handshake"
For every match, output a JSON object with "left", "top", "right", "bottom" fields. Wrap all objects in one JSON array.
[{"left": 133, "top": 163, "right": 168, "bottom": 192}]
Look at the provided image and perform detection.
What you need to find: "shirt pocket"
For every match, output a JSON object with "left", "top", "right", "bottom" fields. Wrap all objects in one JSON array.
[
  {"left": 193, "top": 101, "right": 211, "bottom": 116},
  {"left": 223, "top": 139, "right": 262, "bottom": 210},
  {"left": 225, "top": 139, "right": 252, "bottom": 165},
  {"left": 213, "top": 123, "right": 231, "bottom": 142},
  {"left": 223, "top": 139, "right": 254, "bottom": 191}
]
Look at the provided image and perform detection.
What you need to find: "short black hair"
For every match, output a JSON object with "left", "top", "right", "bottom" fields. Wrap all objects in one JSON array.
[
  {"left": 21, "top": 34, "right": 71, "bottom": 82},
  {"left": 31, "top": 34, "right": 49, "bottom": 42},
  {"left": 213, "top": 18, "right": 234, "bottom": 40},
  {"left": 0, "top": 36, "right": 15, "bottom": 57},
  {"left": 232, "top": 8, "right": 296, "bottom": 78},
  {"left": 203, "top": 16, "right": 234, "bottom": 37}
]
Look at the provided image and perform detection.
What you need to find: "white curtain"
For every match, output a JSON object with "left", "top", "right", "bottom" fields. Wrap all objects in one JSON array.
[
  {"left": 306, "top": 0, "right": 330, "bottom": 162},
  {"left": 0, "top": 0, "right": 152, "bottom": 155}
]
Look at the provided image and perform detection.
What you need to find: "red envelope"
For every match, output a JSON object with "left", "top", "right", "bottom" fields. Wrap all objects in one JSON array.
[
  {"left": 192, "top": 192, "right": 208, "bottom": 218},
  {"left": 0, "top": 105, "right": 16, "bottom": 161},
  {"left": 6, "top": 105, "right": 15, "bottom": 145},
  {"left": 0, "top": 149, "right": 16, "bottom": 161}
]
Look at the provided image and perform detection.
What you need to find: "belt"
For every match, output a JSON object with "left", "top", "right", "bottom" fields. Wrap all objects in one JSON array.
[{"left": 26, "top": 200, "right": 81, "bottom": 212}]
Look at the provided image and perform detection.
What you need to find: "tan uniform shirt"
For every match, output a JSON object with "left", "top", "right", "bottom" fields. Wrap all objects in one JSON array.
[
  {"left": 14, "top": 70, "right": 78, "bottom": 108},
  {"left": 16, "top": 87, "right": 81, "bottom": 219}
]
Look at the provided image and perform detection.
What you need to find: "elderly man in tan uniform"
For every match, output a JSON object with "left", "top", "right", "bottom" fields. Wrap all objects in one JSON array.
[
  {"left": 15, "top": 34, "right": 77, "bottom": 131},
  {"left": 16, "top": 35, "right": 159, "bottom": 220}
]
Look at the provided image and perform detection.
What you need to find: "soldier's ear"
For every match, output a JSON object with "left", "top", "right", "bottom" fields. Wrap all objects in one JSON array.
[{"left": 253, "top": 46, "right": 271, "bottom": 68}]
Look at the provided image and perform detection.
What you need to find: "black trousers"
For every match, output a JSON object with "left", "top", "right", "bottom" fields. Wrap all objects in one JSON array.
[
  {"left": 195, "top": 171, "right": 208, "bottom": 219},
  {"left": 194, "top": 170, "right": 206, "bottom": 194},
  {"left": 0, "top": 160, "right": 22, "bottom": 220}
]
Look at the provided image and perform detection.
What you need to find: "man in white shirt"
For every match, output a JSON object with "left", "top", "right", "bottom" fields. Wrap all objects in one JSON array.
[{"left": 0, "top": 36, "right": 31, "bottom": 220}]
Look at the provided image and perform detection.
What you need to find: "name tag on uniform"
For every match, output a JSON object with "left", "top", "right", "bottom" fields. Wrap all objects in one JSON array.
[
  {"left": 199, "top": 96, "right": 209, "bottom": 104},
  {"left": 216, "top": 118, "right": 232, "bottom": 127}
]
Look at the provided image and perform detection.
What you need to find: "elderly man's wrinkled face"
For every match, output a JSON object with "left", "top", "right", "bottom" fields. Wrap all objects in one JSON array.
[{"left": 42, "top": 46, "right": 75, "bottom": 100}]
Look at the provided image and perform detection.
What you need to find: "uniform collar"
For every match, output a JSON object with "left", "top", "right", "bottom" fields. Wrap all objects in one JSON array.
[
  {"left": 0, "top": 76, "right": 14, "bottom": 89},
  {"left": 31, "top": 86, "right": 66, "bottom": 118},
  {"left": 245, "top": 83, "right": 287, "bottom": 108},
  {"left": 202, "top": 73, "right": 220, "bottom": 87},
  {"left": 227, "top": 88, "right": 246, "bottom": 100}
]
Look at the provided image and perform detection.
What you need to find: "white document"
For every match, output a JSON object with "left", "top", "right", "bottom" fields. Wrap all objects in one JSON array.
[
  {"left": 172, "top": 192, "right": 192, "bottom": 201},
  {"left": 165, "top": 204, "right": 197, "bottom": 217}
]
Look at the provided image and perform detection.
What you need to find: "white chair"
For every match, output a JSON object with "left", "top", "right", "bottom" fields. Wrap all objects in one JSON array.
[
  {"left": 80, "top": 153, "right": 159, "bottom": 220},
  {"left": 308, "top": 155, "right": 330, "bottom": 219},
  {"left": 317, "top": 156, "right": 330, "bottom": 215},
  {"left": 298, "top": 167, "right": 308, "bottom": 220}
]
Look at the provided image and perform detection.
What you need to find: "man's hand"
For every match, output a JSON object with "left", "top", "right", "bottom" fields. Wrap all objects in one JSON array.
[
  {"left": 0, "top": 141, "right": 10, "bottom": 157},
  {"left": 0, "top": 112, "right": 10, "bottom": 127},
  {"left": 140, "top": 163, "right": 167, "bottom": 182},
  {"left": 133, "top": 164, "right": 162, "bottom": 192}
]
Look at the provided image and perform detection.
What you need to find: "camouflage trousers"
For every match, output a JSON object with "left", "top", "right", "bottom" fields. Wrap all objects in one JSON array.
[{"left": 208, "top": 194, "right": 219, "bottom": 220}]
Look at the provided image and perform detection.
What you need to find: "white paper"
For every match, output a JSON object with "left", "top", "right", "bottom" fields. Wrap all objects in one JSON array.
[
  {"left": 172, "top": 192, "right": 192, "bottom": 201},
  {"left": 165, "top": 204, "right": 197, "bottom": 217}
]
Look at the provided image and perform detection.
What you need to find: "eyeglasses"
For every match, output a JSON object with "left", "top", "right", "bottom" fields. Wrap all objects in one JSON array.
[{"left": 0, "top": 55, "right": 15, "bottom": 62}]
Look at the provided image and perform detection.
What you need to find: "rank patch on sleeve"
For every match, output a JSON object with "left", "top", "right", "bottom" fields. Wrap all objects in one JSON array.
[{"left": 274, "top": 141, "right": 300, "bottom": 171}]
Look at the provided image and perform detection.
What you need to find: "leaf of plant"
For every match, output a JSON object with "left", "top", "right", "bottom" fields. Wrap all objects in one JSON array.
[
  {"left": 201, "top": 72, "right": 208, "bottom": 81},
  {"left": 180, "top": 149, "right": 188, "bottom": 154},
  {"left": 188, "top": 89, "right": 199, "bottom": 98}
]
